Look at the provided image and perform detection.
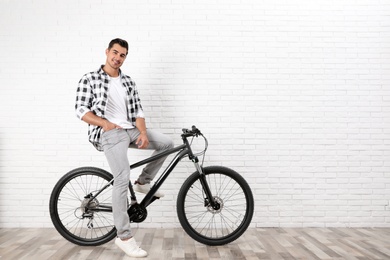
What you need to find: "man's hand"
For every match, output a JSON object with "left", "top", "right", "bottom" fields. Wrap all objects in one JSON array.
[
  {"left": 136, "top": 132, "right": 149, "bottom": 149},
  {"left": 81, "top": 112, "right": 122, "bottom": 132},
  {"left": 135, "top": 117, "right": 148, "bottom": 149},
  {"left": 103, "top": 119, "right": 122, "bottom": 132}
]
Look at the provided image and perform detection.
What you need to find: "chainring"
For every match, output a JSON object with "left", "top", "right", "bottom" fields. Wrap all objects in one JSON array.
[{"left": 127, "top": 203, "right": 148, "bottom": 223}]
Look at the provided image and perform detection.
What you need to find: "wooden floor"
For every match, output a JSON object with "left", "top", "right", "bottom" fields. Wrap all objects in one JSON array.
[{"left": 0, "top": 228, "right": 390, "bottom": 260}]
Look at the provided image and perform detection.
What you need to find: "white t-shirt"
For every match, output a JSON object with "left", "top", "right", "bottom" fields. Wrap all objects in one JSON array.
[{"left": 105, "top": 76, "right": 134, "bottom": 129}]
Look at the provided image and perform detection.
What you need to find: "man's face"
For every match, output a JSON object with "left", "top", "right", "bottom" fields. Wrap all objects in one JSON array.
[{"left": 105, "top": 43, "right": 127, "bottom": 70}]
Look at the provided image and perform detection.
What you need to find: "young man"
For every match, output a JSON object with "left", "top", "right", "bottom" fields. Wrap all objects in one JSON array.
[{"left": 75, "top": 38, "right": 174, "bottom": 257}]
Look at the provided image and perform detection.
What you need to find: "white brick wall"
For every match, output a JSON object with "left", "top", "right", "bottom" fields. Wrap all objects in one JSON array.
[{"left": 1, "top": 0, "right": 390, "bottom": 228}]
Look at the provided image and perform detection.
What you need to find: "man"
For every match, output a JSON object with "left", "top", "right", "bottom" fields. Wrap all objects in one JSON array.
[{"left": 75, "top": 38, "right": 173, "bottom": 257}]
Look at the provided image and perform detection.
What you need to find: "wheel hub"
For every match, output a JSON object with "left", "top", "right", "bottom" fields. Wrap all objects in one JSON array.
[
  {"left": 75, "top": 195, "right": 99, "bottom": 219},
  {"left": 207, "top": 196, "right": 223, "bottom": 214}
]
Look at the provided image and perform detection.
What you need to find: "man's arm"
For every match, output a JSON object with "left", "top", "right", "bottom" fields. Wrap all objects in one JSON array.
[
  {"left": 135, "top": 117, "right": 149, "bottom": 149},
  {"left": 82, "top": 111, "right": 121, "bottom": 132},
  {"left": 132, "top": 80, "right": 148, "bottom": 149},
  {"left": 75, "top": 76, "right": 93, "bottom": 120},
  {"left": 76, "top": 75, "right": 121, "bottom": 132}
]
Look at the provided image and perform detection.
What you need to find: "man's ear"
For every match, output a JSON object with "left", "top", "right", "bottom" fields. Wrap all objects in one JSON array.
[{"left": 105, "top": 49, "right": 109, "bottom": 55}]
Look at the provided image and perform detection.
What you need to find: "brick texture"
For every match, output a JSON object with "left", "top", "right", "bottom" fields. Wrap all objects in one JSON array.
[{"left": 0, "top": 0, "right": 390, "bottom": 228}]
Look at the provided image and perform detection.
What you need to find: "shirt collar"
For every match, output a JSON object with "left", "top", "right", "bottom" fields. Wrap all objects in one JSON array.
[{"left": 98, "top": 65, "right": 123, "bottom": 78}]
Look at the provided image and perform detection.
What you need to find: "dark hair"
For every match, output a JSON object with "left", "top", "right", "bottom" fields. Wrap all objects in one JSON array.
[{"left": 108, "top": 38, "right": 129, "bottom": 55}]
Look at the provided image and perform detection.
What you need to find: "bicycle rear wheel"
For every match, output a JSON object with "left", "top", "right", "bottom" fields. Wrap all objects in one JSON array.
[
  {"left": 176, "top": 166, "right": 254, "bottom": 246},
  {"left": 49, "top": 167, "right": 116, "bottom": 246}
]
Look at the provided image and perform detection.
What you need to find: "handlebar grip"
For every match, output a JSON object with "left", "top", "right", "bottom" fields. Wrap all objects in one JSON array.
[{"left": 182, "top": 125, "right": 201, "bottom": 136}]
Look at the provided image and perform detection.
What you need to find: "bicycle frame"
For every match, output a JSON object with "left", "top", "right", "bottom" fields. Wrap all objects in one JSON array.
[
  {"left": 88, "top": 133, "right": 215, "bottom": 213},
  {"left": 130, "top": 143, "right": 188, "bottom": 208}
]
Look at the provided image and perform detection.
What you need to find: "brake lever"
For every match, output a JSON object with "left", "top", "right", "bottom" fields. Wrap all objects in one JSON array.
[{"left": 191, "top": 125, "right": 201, "bottom": 137}]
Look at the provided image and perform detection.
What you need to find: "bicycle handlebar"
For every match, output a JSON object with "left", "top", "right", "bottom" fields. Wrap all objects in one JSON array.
[
  {"left": 182, "top": 125, "right": 208, "bottom": 158},
  {"left": 182, "top": 125, "right": 202, "bottom": 137}
]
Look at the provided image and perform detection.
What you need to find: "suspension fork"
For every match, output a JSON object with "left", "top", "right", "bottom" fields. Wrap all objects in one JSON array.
[
  {"left": 192, "top": 158, "right": 217, "bottom": 209},
  {"left": 182, "top": 135, "right": 216, "bottom": 209}
]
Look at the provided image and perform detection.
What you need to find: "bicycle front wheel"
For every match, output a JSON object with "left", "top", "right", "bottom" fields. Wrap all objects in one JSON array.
[
  {"left": 176, "top": 166, "right": 254, "bottom": 246},
  {"left": 49, "top": 167, "right": 116, "bottom": 246}
]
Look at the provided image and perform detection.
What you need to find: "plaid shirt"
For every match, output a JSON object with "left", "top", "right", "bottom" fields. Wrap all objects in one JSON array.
[{"left": 75, "top": 66, "right": 144, "bottom": 151}]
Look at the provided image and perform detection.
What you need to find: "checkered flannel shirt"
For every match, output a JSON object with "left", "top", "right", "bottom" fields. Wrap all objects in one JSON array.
[{"left": 75, "top": 66, "right": 144, "bottom": 151}]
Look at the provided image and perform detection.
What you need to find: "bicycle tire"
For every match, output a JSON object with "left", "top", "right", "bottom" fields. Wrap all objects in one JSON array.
[
  {"left": 49, "top": 167, "right": 117, "bottom": 246},
  {"left": 176, "top": 166, "right": 254, "bottom": 246}
]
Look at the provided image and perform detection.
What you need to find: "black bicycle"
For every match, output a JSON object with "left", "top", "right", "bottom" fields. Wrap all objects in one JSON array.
[{"left": 49, "top": 126, "right": 254, "bottom": 246}]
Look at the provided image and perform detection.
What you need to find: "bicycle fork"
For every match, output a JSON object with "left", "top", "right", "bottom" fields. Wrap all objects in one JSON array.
[{"left": 193, "top": 159, "right": 219, "bottom": 210}]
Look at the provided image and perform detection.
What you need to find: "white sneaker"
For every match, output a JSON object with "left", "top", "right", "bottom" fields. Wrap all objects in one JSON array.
[
  {"left": 115, "top": 237, "right": 148, "bottom": 258},
  {"left": 134, "top": 182, "right": 165, "bottom": 198}
]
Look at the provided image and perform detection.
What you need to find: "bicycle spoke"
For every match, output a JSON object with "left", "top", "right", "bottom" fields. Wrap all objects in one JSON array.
[
  {"left": 182, "top": 171, "right": 250, "bottom": 240},
  {"left": 55, "top": 172, "right": 114, "bottom": 241}
]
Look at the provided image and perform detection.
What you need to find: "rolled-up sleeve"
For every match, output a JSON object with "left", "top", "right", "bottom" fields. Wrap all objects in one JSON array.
[
  {"left": 133, "top": 84, "right": 145, "bottom": 118},
  {"left": 136, "top": 109, "right": 145, "bottom": 118},
  {"left": 75, "top": 76, "right": 92, "bottom": 120}
]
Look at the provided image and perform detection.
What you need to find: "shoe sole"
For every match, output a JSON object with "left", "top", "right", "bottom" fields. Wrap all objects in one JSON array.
[{"left": 115, "top": 239, "right": 148, "bottom": 258}]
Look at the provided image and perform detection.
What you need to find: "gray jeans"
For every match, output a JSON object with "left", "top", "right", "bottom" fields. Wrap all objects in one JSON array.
[{"left": 101, "top": 128, "right": 174, "bottom": 239}]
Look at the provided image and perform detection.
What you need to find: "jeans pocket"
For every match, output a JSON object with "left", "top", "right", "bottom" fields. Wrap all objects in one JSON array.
[{"left": 102, "top": 128, "right": 121, "bottom": 146}]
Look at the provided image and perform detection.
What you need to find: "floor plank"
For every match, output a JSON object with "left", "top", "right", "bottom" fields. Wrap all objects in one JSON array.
[{"left": 0, "top": 228, "right": 389, "bottom": 260}]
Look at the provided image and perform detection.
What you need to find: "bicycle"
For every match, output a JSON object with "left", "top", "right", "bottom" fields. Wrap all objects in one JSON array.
[{"left": 49, "top": 126, "right": 254, "bottom": 246}]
